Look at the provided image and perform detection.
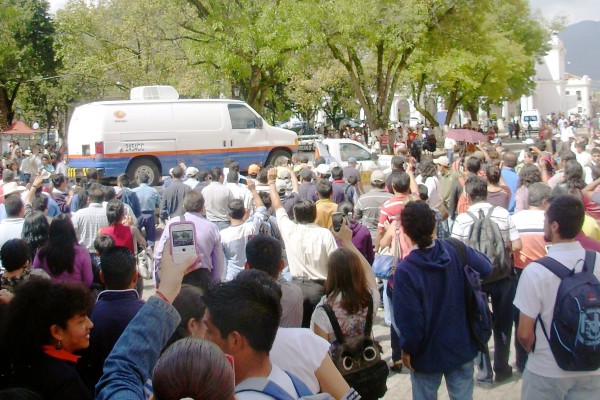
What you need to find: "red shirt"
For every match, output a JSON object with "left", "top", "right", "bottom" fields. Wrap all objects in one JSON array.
[
  {"left": 99, "top": 223, "right": 135, "bottom": 253},
  {"left": 378, "top": 194, "right": 408, "bottom": 230}
]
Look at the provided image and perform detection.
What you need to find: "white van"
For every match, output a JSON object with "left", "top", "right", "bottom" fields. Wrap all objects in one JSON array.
[
  {"left": 521, "top": 109, "right": 541, "bottom": 132},
  {"left": 67, "top": 86, "right": 297, "bottom": 185}
]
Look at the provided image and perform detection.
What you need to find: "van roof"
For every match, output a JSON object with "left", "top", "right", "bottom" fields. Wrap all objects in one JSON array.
[{"left": 85, "top": 98, "right": 247, "bottom": 106}]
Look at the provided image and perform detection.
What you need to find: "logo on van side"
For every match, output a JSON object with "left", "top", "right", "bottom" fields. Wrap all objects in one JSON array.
[{"left": 114, "top": 111, "right": 127, "bottom": 120}]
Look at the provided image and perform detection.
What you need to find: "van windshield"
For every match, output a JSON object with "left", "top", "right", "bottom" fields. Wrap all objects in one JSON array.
[{"left": 524, "top": 116, "right": 538, "bottom": 122}]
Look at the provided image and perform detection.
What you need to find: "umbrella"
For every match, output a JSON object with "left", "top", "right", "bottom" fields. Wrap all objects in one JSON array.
[{"left": 446, "top": 129, "right": 487, "bottom": 143}]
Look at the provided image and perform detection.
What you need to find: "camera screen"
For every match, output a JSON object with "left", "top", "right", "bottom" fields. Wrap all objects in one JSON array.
[{"left": 172, "top": 229, "right": 194, "bottom": 247}]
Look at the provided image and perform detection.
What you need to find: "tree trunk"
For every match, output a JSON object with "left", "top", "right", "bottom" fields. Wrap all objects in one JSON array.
[
  {"left": 467, "top": 103, "right": 478, "bottom": 126},
  {"left": 415, "top": 104, "right": 439, "bottom": 127}
]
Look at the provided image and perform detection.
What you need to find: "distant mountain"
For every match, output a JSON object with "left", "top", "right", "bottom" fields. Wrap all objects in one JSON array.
[{"left": 559, "top": 20, "right": 600, "bottom": 85}]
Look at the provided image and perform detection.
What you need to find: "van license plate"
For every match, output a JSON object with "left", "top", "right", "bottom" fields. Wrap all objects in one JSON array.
[{"left": 125, "top": 143, "right": 144, "bottom": 152}]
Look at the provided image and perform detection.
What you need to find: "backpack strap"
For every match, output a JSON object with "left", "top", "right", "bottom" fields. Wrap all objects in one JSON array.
[
  {"left": 321, "top": 303, "right": 346, "bottom": 345},
  {"left": 446, "top": 237, "right": 467, "bottom": 267},
  {"left": 285, "top": 371, "right": 313, "bottom": 397},
  {"left": 235, "top": 377, "right": 295, "bottom": 400},
  {"left": 466, "top": 211, "right": 478, "bottom": 222},
  {"left": 584, "top": 250, "right": 597, "bottom": 274},
  {"left": 536, "top": 256, "right": 573, "bottom": 280},
  {"left": 486, "top": 206, "right": 496, "bottom": 219},
  {"left": 364, "top": 299, "right": 374, "bottom": 337}
]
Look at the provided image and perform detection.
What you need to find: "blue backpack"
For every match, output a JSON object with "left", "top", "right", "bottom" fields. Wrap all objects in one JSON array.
[
  {"left": 235, "top": 371, "right": 334, "bottom": 400},
  {"left": 536, "top": 250, "right": 600, "bottom": 371}
]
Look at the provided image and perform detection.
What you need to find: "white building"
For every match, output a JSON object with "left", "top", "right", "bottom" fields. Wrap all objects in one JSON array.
[{"left": 518, "top": 32, "right": 592, "bottom": 119}]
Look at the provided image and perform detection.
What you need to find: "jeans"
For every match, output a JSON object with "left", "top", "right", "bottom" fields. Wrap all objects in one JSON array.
[
  {"left": 522, "top": 369, "right": 600, "bottom": 400},
  {"left": 292, "top": 278, "right": 324, "bottom": 328},
  {"left": 387, "top": 282, "right": 402, "bottom": 363},
  {"left": 137, "top": 212, "right": 156, "bottom": 245},
  {"left": 477, "top": 277, "right": 516, "bottom": 381},
  {"left": 513, "top": 268, "right": 528, "bottom": 372},
  {"left": 446, "top": 148, "right": 454, "bottom": 164},
  {"left": 95, "top": 296, "right": 180, "bottom": 400},
  {"left": 411, "top": 361, "right": 474, "bottom": 400}
]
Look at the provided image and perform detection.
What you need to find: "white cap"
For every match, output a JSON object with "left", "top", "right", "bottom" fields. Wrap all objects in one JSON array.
[
  {"left": 315, "top": 163, "right": 331, "bottom": 175},
  {"left": 186, "top": 166, "right": 199, "bottom": 177}
]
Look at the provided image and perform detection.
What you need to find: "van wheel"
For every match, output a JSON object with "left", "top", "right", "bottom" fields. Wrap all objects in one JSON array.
[
  {"left": 128, "top": 159, "right": 160, "bottom": 186},
  {"left": 266, "top": 149, "right": 292, "bottom": 167}
]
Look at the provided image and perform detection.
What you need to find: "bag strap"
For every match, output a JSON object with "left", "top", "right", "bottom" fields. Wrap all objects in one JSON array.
[
  {"left": 364, "top": 298, "right": 374, "bottom": 337},
  {"left": 584, "top": 250, "right": 597, "bottom": 273},
  {"left": 446, "top": 237, "right": 467, "bottom": 267},
  {"left": 285, "top": 371, "right": 313, "bottom": 397},
  {"left": 465, "top": 211, "right": 478, "bottom": 222},
  {"left": 235, "top": 377, "right": 295, "bottom": 400},
  {"left": 485, "top": 206, "right": 496, "bottom": 219},
  {"left": 536, "top": 256, "right": 574, "bottom": 280},
  {"left": 321, "top": 303, "right": 345, "bottom": 345}
]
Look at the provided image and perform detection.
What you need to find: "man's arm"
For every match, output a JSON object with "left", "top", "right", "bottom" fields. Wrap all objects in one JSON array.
[
  {"left": 334, "top": 223, "right": 376, "bottom": 291},
  {"left": 267, "top": 168, "right": 284, "bottom": 211},
  {"left": 405, "top": 164, "right": 419, "bottom": 195},
  {"left": 517, "top": 313, "right": 536, "bottom": 353},
  {"left": 289, "top": 167, "right": 299, "bottom": 194}
]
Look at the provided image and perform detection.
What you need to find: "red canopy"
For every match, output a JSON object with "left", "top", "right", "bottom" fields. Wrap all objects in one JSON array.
[{"left": 1, "top": 120, "right": 35, "bottom": 135}]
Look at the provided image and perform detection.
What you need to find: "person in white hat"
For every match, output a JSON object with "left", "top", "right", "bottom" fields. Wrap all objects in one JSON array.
[
  {"left": 184, "top": 167, "right": 201, "bottom": 191},
  {"left": 0, "top": 182, "right": 27, "bottom": 250}
]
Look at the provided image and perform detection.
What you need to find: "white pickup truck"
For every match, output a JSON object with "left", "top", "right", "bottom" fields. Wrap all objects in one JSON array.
[{"left": 300, "top": 138, "right": 392, "bottom": 180}]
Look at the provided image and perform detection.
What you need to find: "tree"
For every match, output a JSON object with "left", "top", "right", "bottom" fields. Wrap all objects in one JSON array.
[
  {"left": 0, "top": 0, "right": 57, "bottom": 128},
  {"left": 320, "top": 0, "right": 464, "bottom": 132}
]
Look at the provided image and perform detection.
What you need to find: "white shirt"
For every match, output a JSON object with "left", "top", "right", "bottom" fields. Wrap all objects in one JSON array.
[
  {"left": 576, "top": 150, "right": 593, "bottom": 169},
  {"left": 416, "top": 175, "right": 443, "bottom": 209},
  {"left": 270, "top": 328, "right": 330, "bottom": 394},
  {"left": 276, "top": 208, "right": 337, "bottom": 280},
  {"left": 0, "top": 218, "right": 24, "bottom": 251},
  {"left": 226, "top": 182, "right": 253, "bottom": 209},
  {"left": 514, "top": 242, "right": 600, "bottom": 378},
  {"left": 235, "top": 364, "right": 299, "bottom": 399},
  {"left": 444, "top": 137, "right": 456, "bottom": 150},
  {"left": 560, "top": 126, "right": 575, "bottom": 143},
  {"left": 451, "top": 202, "right": 520, "bottom": 245}
]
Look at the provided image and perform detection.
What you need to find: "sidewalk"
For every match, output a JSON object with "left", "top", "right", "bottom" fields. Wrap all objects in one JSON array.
[{"left": 373, "top": 314, "right": 523, "bottom": 399}]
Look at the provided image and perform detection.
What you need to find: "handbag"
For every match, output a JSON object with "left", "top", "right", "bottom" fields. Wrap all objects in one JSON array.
[{"left": 372, "top": 220, "right": 401, "bottom": 279}]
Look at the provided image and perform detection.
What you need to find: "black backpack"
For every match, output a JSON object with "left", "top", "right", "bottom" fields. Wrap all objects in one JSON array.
[
  {"left": 321, "top": 302, "right": 388, "bottom": 400},
  {"left": 466, "top": 207, "right": 512, "bottom": 283},
  {"left": 536, "top": 251, "right": 600, "bottom": 371},
  {"left": 447, "top": 238, "right": 493, "bottom": 352}
]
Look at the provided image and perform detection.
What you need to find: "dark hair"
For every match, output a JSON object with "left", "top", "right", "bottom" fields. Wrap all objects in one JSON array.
[
  {"left": 518, "top": 163, "right": 542, "bottom": 188},
  {"left": 37, "top": 214, "right": 78, "bottom": 276},
  {"left": 527, "top": 182, "right": 551, "bottom": 208},
  {"left": 331, "top": 166, "right": 344, "bottom": 180},
  {"left": 293, "top": 199, "right": 316, "bottom": 224},
  {"left": 89, "top": 188, "right": 104, "bottom": 203},
  {"left": 419, "top": 158, "right": 437, "bottom": 179},
  {"left": 391, "top": 172, "right": 410, "bottom": 193},
  {"left": 51, "top": 174, "right": 65, "bottom": 188},
  {"left": 316, "top": 179, "right": 332, "bottom": 199},
  {"left": 86, "top": 167, "right": 99, "bottom": 180},
  {"left": 465, "top": 156, "right": 481, "bottom": 174},
  {"left": 117, "top": 173, "right": 131, "bottom": 187},
  {"left": 324, "top": 248, "right": 372, "bottom": 314},
  {"left": 94, "top": 234, "right": 115, "bottom": 255},
  {"left": 235, "top": 269, "right": 282, "bottom": 301},
  {"left": 502, "top": 151, "right": 518, "bottom": 168},
  {"left": 563, "top": 159, "right": 585, "bottom": 190},
  {"left": 21, "top": 211, "right": 49, "bottom": 261},
  {"left": 0, "top": 388, "right": 43, "bottom": 400},
  {"left": 401, "top": 201, "right": 435, "bottom": 249},
  {"left": 257, "top": 168, "right": 268, "bottom": 184},
  {"left": 198, "top": 169, "right": 210, "bottom": 182},
  {"left": 313, "top": 156, "right": 326, "bottom": 167},
  {"left": 226, "top": 170, "right": 238, "bottom": 184},
  {"left": 31, "top": 193, "right": 48, "bottom": 213},
  {"left": 258, "top": 191, "right": 272, "bottom": 209},
  {"left": 347, "top": 175, "right": 357, "bottom": 186},
  {"left": 171, "top": 166, "right": 184, "bottom": 179},
  {"left": 245, "top": 235, "right": 282, "bottom": 278},
  {"left": 183, "top": 191, "right": 205, "bottom": 213},
  {"left": 100, "top": 247, "right": 137, "bottom": 290},
  {"left": 337, "top": 201, "right": 354, "bottom": 218},
  {"left": 4, "top": 194, "right": 23, "bottom": 218},
  {"left": 204, "top": 279, "right": 281, "bottom": 352},
  {"left": 1, "top": 279, "right": 93, "bottom": 363},
  {"left": 228, "top": 199, "right": 245, "bottom": 220},
  {"left": 546, "top": 194, "right": 585, "bottom": 240},
  {"left": 559, "top": 150, "right": 576, "bottom": 163},
  {"left": 106, "top": 199, "right": 125, "bottom": 225},
  {"left": 138, "top": 172, "right": 150, "bottom": 184},
  {"left": 1, "top": 239, "right": 30, "bottom": 272},
  {"left": 391, "top": 156, "right": 404, "bottom": 170},
  {"left": 210, "top": 167, "right": 223, "bottom": 181},
  {"left": 103, "top": 186, "right": 116, "bottom": 202},
  {"left": 465, "top": 176, "right": 488, "bottom": 203},
  {"left": 165, "top": 285, "right": 207, "bottom": 348},
  {"left": 153, "top": 338, "right": 234, "bottom": 400},
  {"left": 417, "top": 184, "right": 428, "bottom": 201},
  {"left": 2, "top": 170, "right": 14, "bottom": 183},
  {"left": 486, "top": 165, "right": 501, "bottom": 185}
]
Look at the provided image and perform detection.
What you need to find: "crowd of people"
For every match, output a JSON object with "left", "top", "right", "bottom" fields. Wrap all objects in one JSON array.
[{"left": 0, "top": 118, "right": 599, "bottom": 399}]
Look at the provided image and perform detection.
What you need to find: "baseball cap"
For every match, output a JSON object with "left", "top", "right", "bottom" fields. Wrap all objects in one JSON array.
[
  {"left": 370, "top": 170, "right": 385, "bottom": 183},
  {"left": 275, "top": 179, "right": 288, "bottom": 193},
  {"left": 522, "top": 138, "right": 535, "bottom": 145},
  {"left": 433, "top": 156, "right": 450, "bottom": 168},
  {"left": 315, "top": 163, "right": 331, "bottom": 175},
  {"left": 277, "top": 167, "right": 291, "bottom": 180},
  {"left": 248, "top": 164, "right": 260, "bottom": 176},
  {"left": 348, "top": 157, "right": 357, "bottom": 164},
  {"left": 186, "top": 166, "right": 199, "bottom": 177}
]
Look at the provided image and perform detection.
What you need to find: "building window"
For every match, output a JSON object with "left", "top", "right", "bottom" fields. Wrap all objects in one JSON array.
[
  {"left": 578, "top": 107, "right": 583, "bottom": 113},
  {"left": 565, "top": 91, "right": 570, "bottom": 95},
  {"left": 576, "top": 91, "right": 582, "bottom": 101}
]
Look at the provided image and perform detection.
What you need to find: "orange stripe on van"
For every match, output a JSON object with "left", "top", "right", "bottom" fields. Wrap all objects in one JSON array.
[{"left": 68, "top": 144, "right": 297, "bottom": 159}]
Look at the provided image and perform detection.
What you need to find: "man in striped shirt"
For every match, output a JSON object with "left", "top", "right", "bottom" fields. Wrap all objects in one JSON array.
[{"left": 354, "top": 170, "right": 392, "bottom": 242}]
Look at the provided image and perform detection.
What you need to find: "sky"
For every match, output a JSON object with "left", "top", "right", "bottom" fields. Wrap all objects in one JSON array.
[{"left": 48, "top": 0, "right": 600, "bottom": 24}]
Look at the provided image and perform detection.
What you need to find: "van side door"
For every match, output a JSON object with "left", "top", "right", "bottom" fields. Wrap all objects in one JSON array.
[{"left": 227, "top": 104, "right": 267, "bottom": 169}]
